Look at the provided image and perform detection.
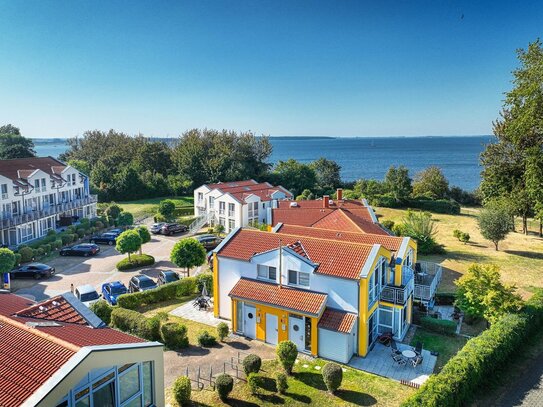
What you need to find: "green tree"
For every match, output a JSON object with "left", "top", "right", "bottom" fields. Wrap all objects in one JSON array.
[
  {"left": 105, "top": 203, "right": 122, "bottom": 221},
  {"left": 310, "top": 157, "right": 341, "bottom": 195},
  {"left": 525, "top": 148, "right": 543, "bottom": 236},
  {"left": 0, "top": 124, "right": 36, "bottom": 159},
  {"left": 354, "top": 178, "right": 386, "bottom": 201},
  {"left": 136, "top": 226, "right": 151, "bottom": 255},
  {"left": 67, "top": 159, "right": 92, "bottom": 176},
  {"left": 384, "top": 165, "right": 412, "bottom": 202},
  {"left": 0, "top": 248, "right": 16, "bottom": 284},
  {"left": 273, "top": 159, "right": 316, "bottom": 197},
  {"left": 158, "top": 199, "right": 176, "bottom": 219},
  {"left": 478, "top": 202, "right": 514, "bottom": 250},
  {"left": 398, "top": 210, "right": 442, "bottom": 254},
  {"left": 296, "top": 189, "right": 314, "bottom": 200},
  {"left": 117, "top": 211, "right": 134, "bottom": 227},
  {"left": 170, "top": 238, "right": 206, "bottom": 276},
  {"left": 115, "top": 230, "right": 142, "bottom": 261},
  {"left": 412, "top": 166, "right": 449, "bottom": 199},
  {"left": 455, "top": 263, "right": 522, "bottom": 324}
]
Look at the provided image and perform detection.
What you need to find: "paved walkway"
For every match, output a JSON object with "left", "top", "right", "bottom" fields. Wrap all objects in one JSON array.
[
  {"left": 349, "top": 342, "right": 436, "bottom": 385},
  {"left": 169, "top": 300, "right": 230, "bottom": 327}
]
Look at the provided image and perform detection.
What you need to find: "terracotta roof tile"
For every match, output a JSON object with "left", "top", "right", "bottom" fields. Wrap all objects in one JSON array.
[
  {"left": 0, "top": 156, "right": 67, "bottom": 181},
  {"left": 272, "top": 208, "right": 333, "bottom": 227},
  {"left": 218, "top": 229, "right": 376, "bottom": 280},
  {"left": 318, "top": 308, "right": 357, "bottom": 333},
  {"left": 276, "top": 224, "right": 403, "bottom": 251},
  {"left": 229, "top": 278, "right": 327, "bottom": 316},
  {"left": 16, "top": 295, "right": 87, "bottom": 325},
  {"left": 206, "top": 179, "right": 258, "bottom": 189},
  {"left": 276, "top": 199, "right": 367, "bottom": 209},
  {"left": 312, "top": 209, "right": 389, "bottom": 235}
]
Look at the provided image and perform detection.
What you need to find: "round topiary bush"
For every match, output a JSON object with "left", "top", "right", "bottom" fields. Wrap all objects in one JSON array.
[
  {"left": 276, "top": 372, "right": 288, "bottom": 394},
  {"left": 160, "top": 322, "right": 189, "bottom": 349},
  {"left": 247, "top": 372, "right": 259, "bottom": 395},
  {"left": 243, "top": 354, "right": 262, "bottom": 375},
  {"left": 18, "top": 246, "right": 34, "bottom": 263},
  {"left": 276, "top": 340, "right": 298, "bottom": 375},
  {"left": 217, "top": 322, "right": 229, "bottom": 342},
  {"left": 216, "top": 373, "right": 233, "bottom": 401},
  {"left": 172, "top": 376, "right": 191, "bottom": 406},
  {"left": 89, "top": 300, "right": 113, "bottom": 325},
  {"left": 197, "top": 330, "right": 217, "bottom": 347},
  {"left": 322, "top": 362, "right": 343, "bottom": 393}
]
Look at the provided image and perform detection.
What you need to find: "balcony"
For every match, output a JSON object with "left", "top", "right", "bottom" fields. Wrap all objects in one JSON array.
[
  {"left": 380, "top": 276, "right": 414, "bottom": 305},
  {"left": 0, "top": 195, "right": 97, "bottom": 229},
  {"left": 414, "top": 261, "right": 443, "bottom": 304}
]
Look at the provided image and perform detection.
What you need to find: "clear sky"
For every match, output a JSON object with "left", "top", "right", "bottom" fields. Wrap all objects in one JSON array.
[{"left": 0, "top": 1, "right": 541, "bottom": 138}]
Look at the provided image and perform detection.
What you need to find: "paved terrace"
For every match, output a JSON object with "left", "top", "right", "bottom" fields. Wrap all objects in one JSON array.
[{"left": 349, "top": 342, "right": 436, "bottom": 385}]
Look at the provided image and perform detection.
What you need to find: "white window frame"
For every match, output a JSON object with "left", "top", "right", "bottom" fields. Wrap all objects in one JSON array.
[
  {"left": 219, "top": 201, "right": 225, "bottom": 215},
  {"left": 257, "top": 265, "right": 277, "bottom": 281},
  {"left": 288, "top": 269, "right": 310, "bottom": 287}
]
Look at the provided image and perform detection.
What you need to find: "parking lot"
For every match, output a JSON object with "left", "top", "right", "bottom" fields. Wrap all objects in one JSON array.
[{"left": 12, "top": 233, "right": 203, "bottom": 302}]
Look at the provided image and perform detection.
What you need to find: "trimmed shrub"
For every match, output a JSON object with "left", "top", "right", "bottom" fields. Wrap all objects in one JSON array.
[
  {"left": 116, "top": 277, "right": 198, "bottom": 309},
  {"left": 322, "top": 362, "right": 343, "bottom": 393},
  {"left": 53, "top": 239, "right": 63, "bottom": 250},
  {"left": 14, "top": 253, "right": 22, "bottom": 265},
  {"left": 116, "top": 254, "right": 155, "bottom": 271},
  {"left": 216, "top": 374, "right": 234, "bottom": 401},
  {"left": 276, "top": 372, "right": 288, "bottom": 394},
  {"left": 41, "top": 244, "right": 52, "bottom": 254},
  {"left": 34, "top": 248, "right": 45, "bottom": 258},
  {"left": 277, "top": 340, "right": 298, "bottom": 375},
  {"left": 172, "top": 376, "right": 191, "bottom": 406},
  {"left": 61, "top": 233, "right": 75, "bottom": 245},
  {"left": 154, "top": 213, "right": 167, "bottom": 223},
  {"left": 160, "top": 322, "right": 189, "bottom": 349},
  {"left": 89, "top": 300, "right": 113, "bottom": 325},
  {"left": 243, "top": 354, "right": 262, "bottom": 375},
  {"left": 18, "top": 246, "right": 34, "bottom": 263},
  {"left": 197, "top": 330, "right": 217, "bottom": 347},
  {"left": 420, "top": 316, "right": 457, "bottom": 336},
  {"left": 402, "top": 290, "right": 543, "bottom": 407},
  {"left": 46, "top": 229, "right": 57, "bottom": 237},
  {"left": 196, "top": 273, "right": 213, "bottom": 295},
  {"left": 247, "top": 373, "right": 259, "bottom": 395},
  {"left": 370, "top": 194, "right": 403, "bottom": 208},
  {"left": 110, "top": 307, "right": 156, "bottom": 341},
  {"left": 217, "top": 322, "right": 229, "bottom": 342},
  {"left": 76, "top": 228, "right": 86, "bottom": 238},
  {"left": 94, "top": 220, "right": 104, "bottom": 229}
]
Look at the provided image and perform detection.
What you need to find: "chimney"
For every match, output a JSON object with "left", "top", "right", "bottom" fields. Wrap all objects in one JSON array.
[
  {"left": 323, "top": 195, "right": 330, "bottom": 208},
  {"left": 336, "top": 188, "right": 343, "bottom": 201}
]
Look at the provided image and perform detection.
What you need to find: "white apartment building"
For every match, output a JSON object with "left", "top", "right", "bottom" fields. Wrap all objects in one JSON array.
[
  {"left": 0, "top": 156, "right": 97, "bottom": 247},
  {"left": 193, "top": 179, "right": 293, "bottom": 233}
]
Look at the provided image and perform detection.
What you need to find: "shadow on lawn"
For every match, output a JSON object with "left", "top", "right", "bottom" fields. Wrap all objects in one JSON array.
[
  {"left": 227, "top": 340, "right": 251, "bottom": 351},
  {"left": 285, "top": 392, "right": 312, "bottom": 404},
  {"left": 505, "top": 250, "right": 543, "bottom": 260},
  {"left": 336, "top": 389, "right": 377, "bottom": 406},
  {"left": 294, "top": 371, "right": 327, "bottom": 391}
]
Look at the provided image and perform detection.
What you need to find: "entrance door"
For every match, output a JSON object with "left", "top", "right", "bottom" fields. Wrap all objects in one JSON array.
[
  {"left": 244, "top": 305, "right": 256, "bottom": 339},
  {"left": 265, "top": 314, "right": 278, "bottom": 345},
  {"left": 289, "top": 314, "right": 305, "bottom": 351}
]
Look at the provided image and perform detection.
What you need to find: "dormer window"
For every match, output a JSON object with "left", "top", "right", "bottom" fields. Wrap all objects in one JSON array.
[
  {"left": 288, "top": 270, "right": 310, "bottom": 287},
  {"left": 257, "top": 265, "right": 276, "bottom": 281}
]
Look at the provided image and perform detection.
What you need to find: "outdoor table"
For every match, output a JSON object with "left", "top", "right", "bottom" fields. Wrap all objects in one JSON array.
[{"left": 402, "top": 350, "right": 416, "bottom": 359}]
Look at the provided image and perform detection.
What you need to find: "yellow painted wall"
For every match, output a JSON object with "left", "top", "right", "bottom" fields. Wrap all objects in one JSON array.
[
  {"left": 311, "top": 316, "right": 318, "bottom": 356},
  {"left": 232, "top": 300, "right": 237, "bottom": 331},
  {"left": 213, "top": 253, "right": 219, "bottom": 317}
]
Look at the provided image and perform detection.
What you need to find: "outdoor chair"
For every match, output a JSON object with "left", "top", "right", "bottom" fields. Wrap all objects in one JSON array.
[
  {"left": 391, "top": 353, "right": 406, "bottom": 366},
  {"left": 390, "top": 340, "right": 402, "bottom": 356},
  {"left": 414, "top": 262, "right": 422, "bottom": 273},
  {"left": 412, "top": 355, "right": 423, "bottom": 368},
  {"left": 413, "top": 341, "right": 423, "bottom": 356}
]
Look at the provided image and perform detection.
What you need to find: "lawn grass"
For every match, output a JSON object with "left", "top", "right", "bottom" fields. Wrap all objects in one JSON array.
[
  {"left": 116, "top": 196, "right": 194, "bottom": 219},
  {"left": 172, "top": 359, "right": 414, "bottom": 407},
  {"left": 376, "top": 207, "right": 543, "bottom": 297},
  {"left": 410, "top": 328, "right": 468, "bottom": 372},
  {"left": 139, "top": 296, "right": 217, "bottom": 345}
]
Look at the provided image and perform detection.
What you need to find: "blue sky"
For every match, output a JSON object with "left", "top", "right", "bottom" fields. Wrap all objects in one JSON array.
[{"left": 0, "top": 1, "right": 541, "bottom": 138}]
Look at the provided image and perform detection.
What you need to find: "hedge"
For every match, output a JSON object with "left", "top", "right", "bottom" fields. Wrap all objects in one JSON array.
[
  {"left": 408, "top": 199, "right": 461, "bottom": 215},
  {"left": 18, "top": 246, "right": 34, "bottom": 263},
  {"left": 402, "top": 289, "right": 543, "bottom": 407},
  {"left": 116, "top": 277, "right": 197, "bottom": 310},
  {"left": 160, "top": 322, "right": 189, "bottom": 349},
  {"left": 116, "top": 254, "right": 155, "bottom": 271},
  {"left": 420, "top": 316, "right": 457, "bottom": 336},
  {"left": 90, "top": 300, "right": 113, "bottom": 325},
  {"left": 109, "top": 307, "right": 160, "bottom": 341}
]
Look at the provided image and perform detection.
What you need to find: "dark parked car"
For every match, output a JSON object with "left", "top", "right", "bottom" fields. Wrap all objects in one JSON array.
[
  {"left": 157, "top": 270, "right": 180, "bottom": 286},
  {"left": 128, "top": 275, "right": 158, "bottom": 293},
  {"left": 160, "top": 223, "right": 187, "bottom": 236},
  {"left": 101, "top": 281, "right": 128, "bottom": 305},
  {"left": 150, "top": 223, "right": 165, "bottom": 234},
  {"left": 195, "top": 234, "right": 223, "bottom": 250},
  {"left": 89, "top": 233, "right": 117, "bottom": 245},
  {"left": 60, "top": 243, "right": 100, "bottom": 257},
  {"left": 108, "top": 228, "right": 123, "bottom": 237},
  {"left": 10, "top": 263, "right": 55, "bottom": 280}
]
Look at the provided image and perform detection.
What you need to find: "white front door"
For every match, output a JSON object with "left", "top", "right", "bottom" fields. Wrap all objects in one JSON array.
[
  {"left": 288, "top": 314, "right": 305, "bottom": 351},
  {"left": 265, "top": 313, "right": 278, "bottom": 345},
  {"left": 244, "top": 305, "right": 256, "bottom": 339}
]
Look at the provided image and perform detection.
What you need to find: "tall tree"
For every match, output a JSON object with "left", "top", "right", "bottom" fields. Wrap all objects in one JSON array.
[
  {"left": 310, "top": 157, "right": 342, "bottom": 195},
  {"left": 170, "top": 238, "right": 207, "bottom": 276},
  {"left": 478, "top": 201, "right": 514, "bottom": 250},
  {"left": 0, "top": 124, "right": 36, "bottom": 159},
  {"left": 384, "top": 165, "right": 412, "bottom": 202},
  {"left": 412, "top": 166, "right": 449, "bottom": 199},
  {"left": 272, "top": 159, "right": 317, "bottom": 197},
  {"left": 115, "top": 230, "right": 142, "bottom": 261}
]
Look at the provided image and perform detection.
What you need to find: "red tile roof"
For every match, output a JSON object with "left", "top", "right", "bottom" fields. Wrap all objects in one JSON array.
[
  {"left": 204, "top": 180, "right": 293, "bottom": 202},
  {"left": 0, "top": 156, "right": 67, "bottom": 181},
  {"left": 318, "top": 308, "right": 357, "bottom": 333},
  {"left": 276, "top": 224, "right": 403, "bottom": 251},
  {"left": 229, "top": 278, "right": 327, "bottom": 316},
  {"left": 0, "top": 316, "right": 76, "bottom": 406},
  {"left": 205, "top": 179, "right": 258, "bottom": 189},
  {"left": 314, "top": 209, "right": 389, "bottom": 235},
  {"left": 16, "top": 295, "right": 87, "bottom": 325},
  {"left": 272, "top": 208, "right": 334, "bottom": 227},
  {"left": 276, "top": 199, "right": 367, "bottom": 210},
  {"left": 218, "top": 229, "right": 376, "bottom": 280}
]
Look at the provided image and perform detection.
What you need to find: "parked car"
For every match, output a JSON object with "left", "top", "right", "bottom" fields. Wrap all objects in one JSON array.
[
  {"left": 10, "top": 263, "right": 55, "bottom": 280},
  {"left": 160, "top": 223, "right": 188, "bottom": 236},
  {"left": 128, "top": 275, "right": 158, "bottom": 293},
  {"left": 75, "top": 284, "right": 101, "bottom": 307},
  {"left": 157, "top": 270, "right": 180, "bottom": 286},
  {"left": 108, "top": 228, "right": 123, "bottom": 237},
  {"left": 60, "top": 243, "right": 100, "bottom": 257},
  {"left": 89, "top": 232, "right": 117, "bottom": 245},
  {"left": 101, "top": 281, "right": 128, "bottom": 305},
  {"left": 195, "top": 234, "right": 223, "bottom": 250},
  {"left": 150, "top": 223, "right": 165, "bottom": 234}
]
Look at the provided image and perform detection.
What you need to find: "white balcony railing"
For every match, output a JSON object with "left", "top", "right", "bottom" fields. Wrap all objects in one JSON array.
[
  {"left": 414, "top": 262, "right": 443, "bottom": 302},
  {"left": 380, "top": 277, "right": 414, "bottom": 304}
]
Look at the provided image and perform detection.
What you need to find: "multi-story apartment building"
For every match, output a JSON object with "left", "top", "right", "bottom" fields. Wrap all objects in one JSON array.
[
  {"left": 212, "top": 226, "right": 418, "bottom": 363},
  {"left": 0, "top": 157, "right": 97, "bottom": 247},
  {"left": 193, "top": 180, "right": 292, "bottom": 233}
]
